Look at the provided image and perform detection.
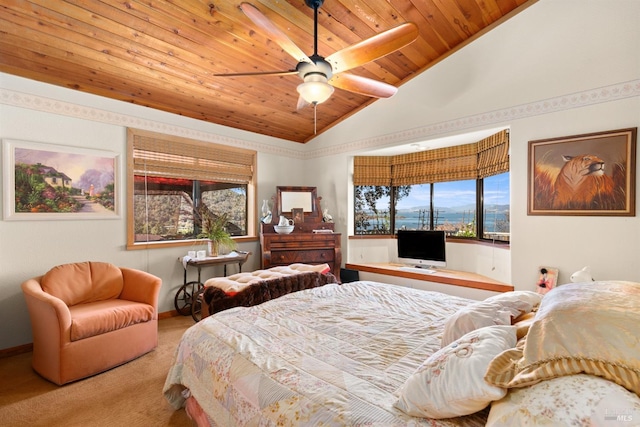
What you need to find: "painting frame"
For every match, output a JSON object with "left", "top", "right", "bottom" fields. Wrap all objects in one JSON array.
[
  {"left": 527, "top": 127, "right": 636, "bottom": 216},
  {"left": 291, "top": 208, "right": 304, "bottom": 224},
  {"left": 2, "top": 139, "right": 120, "bottom": 220}
]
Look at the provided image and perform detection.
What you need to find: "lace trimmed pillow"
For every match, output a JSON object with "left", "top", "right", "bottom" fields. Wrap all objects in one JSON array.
[
  {"left": 486, "top": 374, "right": 640, "bottom": 426},
  {"left": 441, "top": 291, "right": 542, "bottom": 347},
  {"left": 395, "top": 325, "right": 517, "bottom": 419},
  {"left": 485, "top": 281, "right": 640, "bottom": 395}
]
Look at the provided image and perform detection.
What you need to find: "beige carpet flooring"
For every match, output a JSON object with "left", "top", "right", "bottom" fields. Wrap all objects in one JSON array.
[{"left": 0, "top": 315, "right": 195, "bottom": 427}]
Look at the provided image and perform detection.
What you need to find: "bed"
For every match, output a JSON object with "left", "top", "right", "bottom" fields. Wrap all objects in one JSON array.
[{"left": 164, "top": 280, "right": 640, "bottom": 426}]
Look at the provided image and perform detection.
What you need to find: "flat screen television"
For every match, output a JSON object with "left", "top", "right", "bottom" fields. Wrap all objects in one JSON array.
[{"left": 397, "top": 230, "right": 447, "bottom": 269}]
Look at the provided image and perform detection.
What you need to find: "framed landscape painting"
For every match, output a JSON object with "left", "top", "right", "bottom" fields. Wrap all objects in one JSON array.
[
  {"left": 2, "top": 139, "right": 120, "bottom": 220},
  {"left": 527, "top": 128, "right": 636, "bottom": 216}
]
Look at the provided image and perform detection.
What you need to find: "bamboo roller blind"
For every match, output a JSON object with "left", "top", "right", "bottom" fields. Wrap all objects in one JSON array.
[
  {"left": 477, "top": 130, "right": 510, "bottom": 178},
  {"left": 353, "top": 156, "right": 392, "bottom": 186},
  {"left": 130, "top": 130, "right": 256, "bottom": 184},
  {"left": 354, "top": 130, "right": 509, "bottom": 186}
]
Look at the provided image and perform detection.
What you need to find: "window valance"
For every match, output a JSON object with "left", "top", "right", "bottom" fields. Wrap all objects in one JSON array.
[{"left": 354, "top": 130, "right": 509, "bottom": 186}]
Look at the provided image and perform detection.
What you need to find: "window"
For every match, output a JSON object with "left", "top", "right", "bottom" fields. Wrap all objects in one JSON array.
[
  {"left": 433, "top": 179, "right": 477, "bottom": 236},
  {"left": 481, "top": 172, "right": 510, "bottom": 242},
  {"left": 395, "top": 184, "right": 430, "bottom": 231},
  {"left": 354, "top": 186, "right": 392, "bottom": 234},
  {"left": 354, "top": 130, "right": 509, "bottom": 242},
  {"left": 127, "top": 129, "right": 256, "bottom": 249}
]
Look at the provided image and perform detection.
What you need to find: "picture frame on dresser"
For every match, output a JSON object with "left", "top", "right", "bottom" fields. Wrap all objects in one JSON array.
[{"left": 291, "top": 208, "right": 304, "bottom": 224}]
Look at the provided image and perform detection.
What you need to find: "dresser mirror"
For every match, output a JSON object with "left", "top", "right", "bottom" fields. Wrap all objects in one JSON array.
[{"left": 276, "top": 186, "right": 320, "bottom": 222}]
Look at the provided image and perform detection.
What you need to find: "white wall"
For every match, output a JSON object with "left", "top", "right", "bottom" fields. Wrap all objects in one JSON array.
[{"left": 0, "top": 0, "right": 638, "bottom": 350}]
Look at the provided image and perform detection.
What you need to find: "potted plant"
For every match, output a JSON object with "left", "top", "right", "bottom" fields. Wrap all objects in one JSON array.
[{"left": 199, "top": 211, "right": 237, "bottom": 256}]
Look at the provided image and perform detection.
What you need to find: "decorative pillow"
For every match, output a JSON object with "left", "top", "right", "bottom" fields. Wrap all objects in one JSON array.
[
  {"left": 484, "top": 291, "right": 543, "bottom": 313},
  {"left": 486, "top": 374, "right": 640, "bottom": 427},
  {"left": 485, "top": 281, "right": 640, "bottom": 395},
  {"left": 441, "top": 291, "right": 542, "bottom": 347},
  {"left": 512, "top": 311, "right": 536, "bottom": 340},
  {"left": 287, "top": 263, "right": 331, "bottom": 274},
  {"left": 395, "top": 325, "right": 517, "bottom": 419}
]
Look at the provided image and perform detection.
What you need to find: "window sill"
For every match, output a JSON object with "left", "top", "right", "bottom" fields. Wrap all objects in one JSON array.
[
  {"left": 345, "top": 262, "right": 514, "bottom": 293},
  {"left": 348, "top": 234, "right": 510, "bottom": 248}
]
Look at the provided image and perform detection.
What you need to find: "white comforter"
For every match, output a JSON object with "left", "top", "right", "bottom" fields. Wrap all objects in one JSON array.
[{"left": 164, "top": 281, "right": 488, "bottom": 426}]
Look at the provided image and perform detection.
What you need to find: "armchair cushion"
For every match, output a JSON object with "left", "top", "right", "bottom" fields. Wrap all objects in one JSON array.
[
  {"left": 41, "top": 261, "right": 123, "bottom": 306},
  {"left": 70, "top": 300, "right": 155, "bottom": 341}
]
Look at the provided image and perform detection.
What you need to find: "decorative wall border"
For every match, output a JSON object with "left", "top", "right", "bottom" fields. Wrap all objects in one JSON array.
[
  {"left": 0, "top": 87, "right": 306, "bottom": 160},
  {"left": 305, "top": 79, "right": 640, "bottom": 159},
  {"left": 1, "top": 79, "right": 638, "bottom": 161}
]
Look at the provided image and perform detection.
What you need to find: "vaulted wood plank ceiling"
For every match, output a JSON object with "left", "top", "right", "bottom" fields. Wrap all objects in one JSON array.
[{"left": 0, "top": 0, "right": 534, "bottom": 143}]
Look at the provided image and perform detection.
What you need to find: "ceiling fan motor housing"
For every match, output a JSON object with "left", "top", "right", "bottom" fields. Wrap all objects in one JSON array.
[
  {"left": 297, "top": 55, "right": 333, "bottom": 81},
  {"left": 305, "top": 0, "right": 325, "bottom": 9}
]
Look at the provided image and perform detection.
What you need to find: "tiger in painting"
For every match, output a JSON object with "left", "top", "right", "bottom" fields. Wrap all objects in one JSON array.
[{"left": 551, "top": 154, "right": 620, "bottom": 210}]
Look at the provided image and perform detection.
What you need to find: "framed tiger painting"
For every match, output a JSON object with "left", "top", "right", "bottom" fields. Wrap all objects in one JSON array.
[{"left": 527, "top": 127, "right": 636, "bottom": 216}]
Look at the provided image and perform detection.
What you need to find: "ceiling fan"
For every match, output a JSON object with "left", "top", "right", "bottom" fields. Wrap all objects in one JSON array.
[{"left": 216, "top": 0, "right": 419, "bottom": 110}]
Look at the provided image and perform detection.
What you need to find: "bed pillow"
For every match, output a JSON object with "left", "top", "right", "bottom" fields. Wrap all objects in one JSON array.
[
  {"left": 395, "top": 325, "right": 517, "bottom": 419},
  {"left": 512, "top": 311, "right": 536, "bottom": 340},
  {"left": 486, "top": 374, "right": 640, "bottom": 427},
  {"left": 441, "top": 291, "right": 541, "bottom": 347},
  {"left": 484, "top": 291, "right": 543, "bottom": 312},
  {"left": 485, "top": 281, "right": 640, "bottom": 395}
]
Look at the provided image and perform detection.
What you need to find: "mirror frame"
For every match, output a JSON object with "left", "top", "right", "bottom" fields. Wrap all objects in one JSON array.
[{"left": 276, "top": 186, "right": 320, "bottom": 222}]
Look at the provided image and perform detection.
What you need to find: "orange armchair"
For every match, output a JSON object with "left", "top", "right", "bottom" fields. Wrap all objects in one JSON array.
[{"left": 21, "top": 261, "right": 161, "bottom": 385}]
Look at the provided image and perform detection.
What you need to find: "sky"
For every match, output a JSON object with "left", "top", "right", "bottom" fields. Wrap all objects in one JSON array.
[
  {"left": 395, "top": 174, "right": 510, "bottom": 210},
  {"left": 14, "top": 146, "right": 114, "bottom": 183}
]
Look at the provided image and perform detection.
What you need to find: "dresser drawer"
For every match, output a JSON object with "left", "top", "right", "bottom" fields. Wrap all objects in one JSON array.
[
  {"left": 260, "top": 230, "right": 342, "bottom": 277},
  {"left": 270, "top": 249, "right": 335, "bottom": 265}
]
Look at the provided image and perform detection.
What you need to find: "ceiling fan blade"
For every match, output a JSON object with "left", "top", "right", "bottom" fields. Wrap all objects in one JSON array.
[
  {"left": 326, "top": 22, "right": 419, "bottom": 73},
  {"left": 329, "top": 73, "right": 398, "bottom": 98},
  {"left": 214, "top": 70, "right": 298, "bottom": 77},
  {"left": 239, "top": 2, "right": 312, "bottom": 65},
  {"left": 296, "top": 95, "right": 310, "bottom": 110}
]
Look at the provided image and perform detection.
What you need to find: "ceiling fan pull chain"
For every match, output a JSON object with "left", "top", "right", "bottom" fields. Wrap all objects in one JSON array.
[{"left": 314, "top": 103, "right": 317, "bottom": 134}]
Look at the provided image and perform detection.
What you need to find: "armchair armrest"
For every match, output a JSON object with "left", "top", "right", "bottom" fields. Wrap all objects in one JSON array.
[
  {"left": 119, "top": 268, "right": 161, "bottom": 310},
  {"left": 21, "top": 278, "right": 72, "bottom": 344}
]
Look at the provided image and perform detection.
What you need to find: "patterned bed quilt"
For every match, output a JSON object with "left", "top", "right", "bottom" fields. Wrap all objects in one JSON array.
[{"left": 163, "top": 281, "right": 489, "bottom": 426}]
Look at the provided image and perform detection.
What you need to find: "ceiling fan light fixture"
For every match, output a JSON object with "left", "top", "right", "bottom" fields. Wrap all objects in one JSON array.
[{"left": 297, "top": 73, "right": 334, "bottom": 105}]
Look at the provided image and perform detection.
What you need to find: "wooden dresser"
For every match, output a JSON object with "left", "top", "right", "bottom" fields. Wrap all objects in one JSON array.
[
  {"left": 260, "top": 223, "right": 342, "bottom": 277},
  {"left": 260, "top": 186, "right": 342, "bottom": 277}
]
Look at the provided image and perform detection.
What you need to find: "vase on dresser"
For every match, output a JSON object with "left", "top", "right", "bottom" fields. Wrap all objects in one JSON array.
[{"left": 260, "top": 199, "right": 272, "bottom": 224}]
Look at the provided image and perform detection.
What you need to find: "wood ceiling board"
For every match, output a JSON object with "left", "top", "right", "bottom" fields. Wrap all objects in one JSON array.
[{"left": 0, "top": 0, "right": 537, "bottom": 143}]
